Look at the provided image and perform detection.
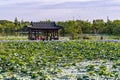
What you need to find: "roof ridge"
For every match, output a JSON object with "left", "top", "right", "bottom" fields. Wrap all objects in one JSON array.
[{"left": 28, "top": 21, "right": 62, "bottom": 29}]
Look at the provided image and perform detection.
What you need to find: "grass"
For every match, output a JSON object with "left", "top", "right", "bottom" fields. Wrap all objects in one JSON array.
[
  {"left": 0, "top": 36, "right": 28, "bottom": 40},
  {"left": 78, "top": 34, "right": 120, "bottom": 40}
]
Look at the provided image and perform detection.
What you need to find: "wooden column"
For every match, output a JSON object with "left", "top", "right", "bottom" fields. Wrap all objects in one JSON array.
[
  {"left": 30, "top": 29, "right": 32, "bottom": 39},
  {"left": 56, "top": 30, "right": 59, "bottom": 40},
  {"left": 49, "top": 30, "right": 52, "bottom": 40},
  {"left": 37, "top": 30, "right": 38, "bottom": 37},
  {"left": 51, "top": 30, "right": 54, "bottom": 39},
  {"left": 54, "top": 30, "right": 55, "bottom": 37},
  {"left": 28, "top": 28, "right": 30, "bottom": 40},
  {"left": 57, "top": 30, "right": 59, "bottom": 37},
  {"left": 30, "top": 29, "right": 32, "bottom": 40},
  {"left": 46, "top": 31, "right": 48, "bottom": 40},
  {"left": 34, "top": 30, "right": 36, "bottom": 38}
]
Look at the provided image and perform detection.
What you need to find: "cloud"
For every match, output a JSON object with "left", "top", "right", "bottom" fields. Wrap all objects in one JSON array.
[
  {"left": 38, "top": 1, "right": 102, "bottom": 9},
  {"left": 0, "top": 0, "right": 98, "bottom": 6},
  {"left": 2, "top": 0, "right": 120, "bottom": 9},
  {"left": 32, "top": 0, "right": 120, "bottom": 10},
  {"left": 1, "top": 0, "right": 120, "bottom": 21}
]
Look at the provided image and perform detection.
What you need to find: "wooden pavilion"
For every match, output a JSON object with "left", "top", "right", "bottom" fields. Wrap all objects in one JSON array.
[{"left": 28, "top": 21, "right": 62, "bottom": 40}]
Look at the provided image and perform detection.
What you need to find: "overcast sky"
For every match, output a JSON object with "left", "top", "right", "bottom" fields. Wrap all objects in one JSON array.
[{"left": 1, "top": 0, "right": 120, "bottom": 21}]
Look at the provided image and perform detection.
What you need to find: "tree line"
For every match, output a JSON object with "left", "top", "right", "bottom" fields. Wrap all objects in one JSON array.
[
  {"left": 57, "top": 19, "right": 120, "bottom": 39},
  {"left": 0, "top": 17, "right": 30, "bottom": 32},
  {"left": 0, "top": 18, "right": 120, "bottom": 38}
]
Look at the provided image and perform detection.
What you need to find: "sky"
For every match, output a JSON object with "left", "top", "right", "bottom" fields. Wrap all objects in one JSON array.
[{"left": 0, "top": 0, "right": 120, "bottom": 22}]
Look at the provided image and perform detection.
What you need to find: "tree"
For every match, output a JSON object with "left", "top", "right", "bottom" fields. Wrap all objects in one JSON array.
[
  {"left": 57, "top": 20, "right": 82, "bottom": 39},
  {"left": 14, "top": 17, "right": 19, "bottom": 26},
  {"left": 57, "top": 21, "right": 65, "bottom": 36},
  {"left": 76, "top": 20, "right": 92, "bottom": 33},
  {"left": 0, "top": 24, "right": 2, "bottom": 31},
  {"left": 14, "top": 17, "right": 19, "bottom": 30},
  {"left": 21, "top": 21, "right": 30, "bottom": 31},
  {"left": 93, "top": 19, "right": 105, "bottom": 34},
  {"left": 105, "top": 19, "right": 113, "bottom": 34},
  {"left": 65, "top": 20, "right": 82, "bottom": 39},
  {"left": 0, "top": 20, "right": 15, "bottom": 31},
  {"left": 112, "top": 20, "right": 120, "bottom": 35}
]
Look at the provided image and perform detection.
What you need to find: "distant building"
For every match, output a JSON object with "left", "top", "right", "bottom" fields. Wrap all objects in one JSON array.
[{"left": 27, "top": 21, "right": 62, "bottom": 40}]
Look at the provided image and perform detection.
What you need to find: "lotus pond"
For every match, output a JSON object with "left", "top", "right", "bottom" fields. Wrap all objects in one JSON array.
[{"left": 0, "top": 40, "right": 120, "bottom": 80}]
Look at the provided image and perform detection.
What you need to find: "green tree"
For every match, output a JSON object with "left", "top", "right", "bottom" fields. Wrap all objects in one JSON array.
[
  {"left": 19, "top": 19, "right": 25, "bottom": 31},
  {"left": 112, "top": 20, "right": 120, "bottom": 35},
  {"left": 65, "top": 20, "right": 82, "bottom": 39},
  {"left": 76, "top": 20, "right": 92, "bottom": 33},
  {"left": 105, "top": 19, "right": 113, "bottom": 34},
  {"left": 21, "top": 21, "right": 30, "bottom": 31},
  {"left": 57, "top": 21, "right": 65, "bottom": 36},
  {"left": 0, "top": 20, "right": 15, "bottom": 31},
  {"left": 14, "top": 17, "right": 19, "bottom": 30},
  {"left": 0, "top": 24, "right": 2, "bottom": 31},
  {"left": 93, "top": 19, "right": 105, "bottom": 34},
  {"left": 57, "top": 20, "right": 82, "bottom": 38}
]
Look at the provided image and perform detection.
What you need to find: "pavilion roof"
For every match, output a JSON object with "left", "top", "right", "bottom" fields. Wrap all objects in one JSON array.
[{"left": 28, "top": 21, "right": 62, "bottom": 30}]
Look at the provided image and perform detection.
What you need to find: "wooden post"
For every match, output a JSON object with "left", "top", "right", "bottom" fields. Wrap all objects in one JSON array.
[
  {"left": 46, "top": 31, "right": 48, "bottom": 40},
  {"left": 54, "top": 30, "right": 55, "bottom": 37},
  {"left": 51, "top": 30, "right": 53, "bottom": 39},
  {"left": 35, "top": 30, "right": 36, "bottom": 37},
  {"left": 57, "top": 30, "right": 59, "bottom": 40},
  {"left": 28, "top": 28, "right": 30, "bottom": 40},
  {"left": 30, "top": 29, "right": 32, "bottom": 40}
]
